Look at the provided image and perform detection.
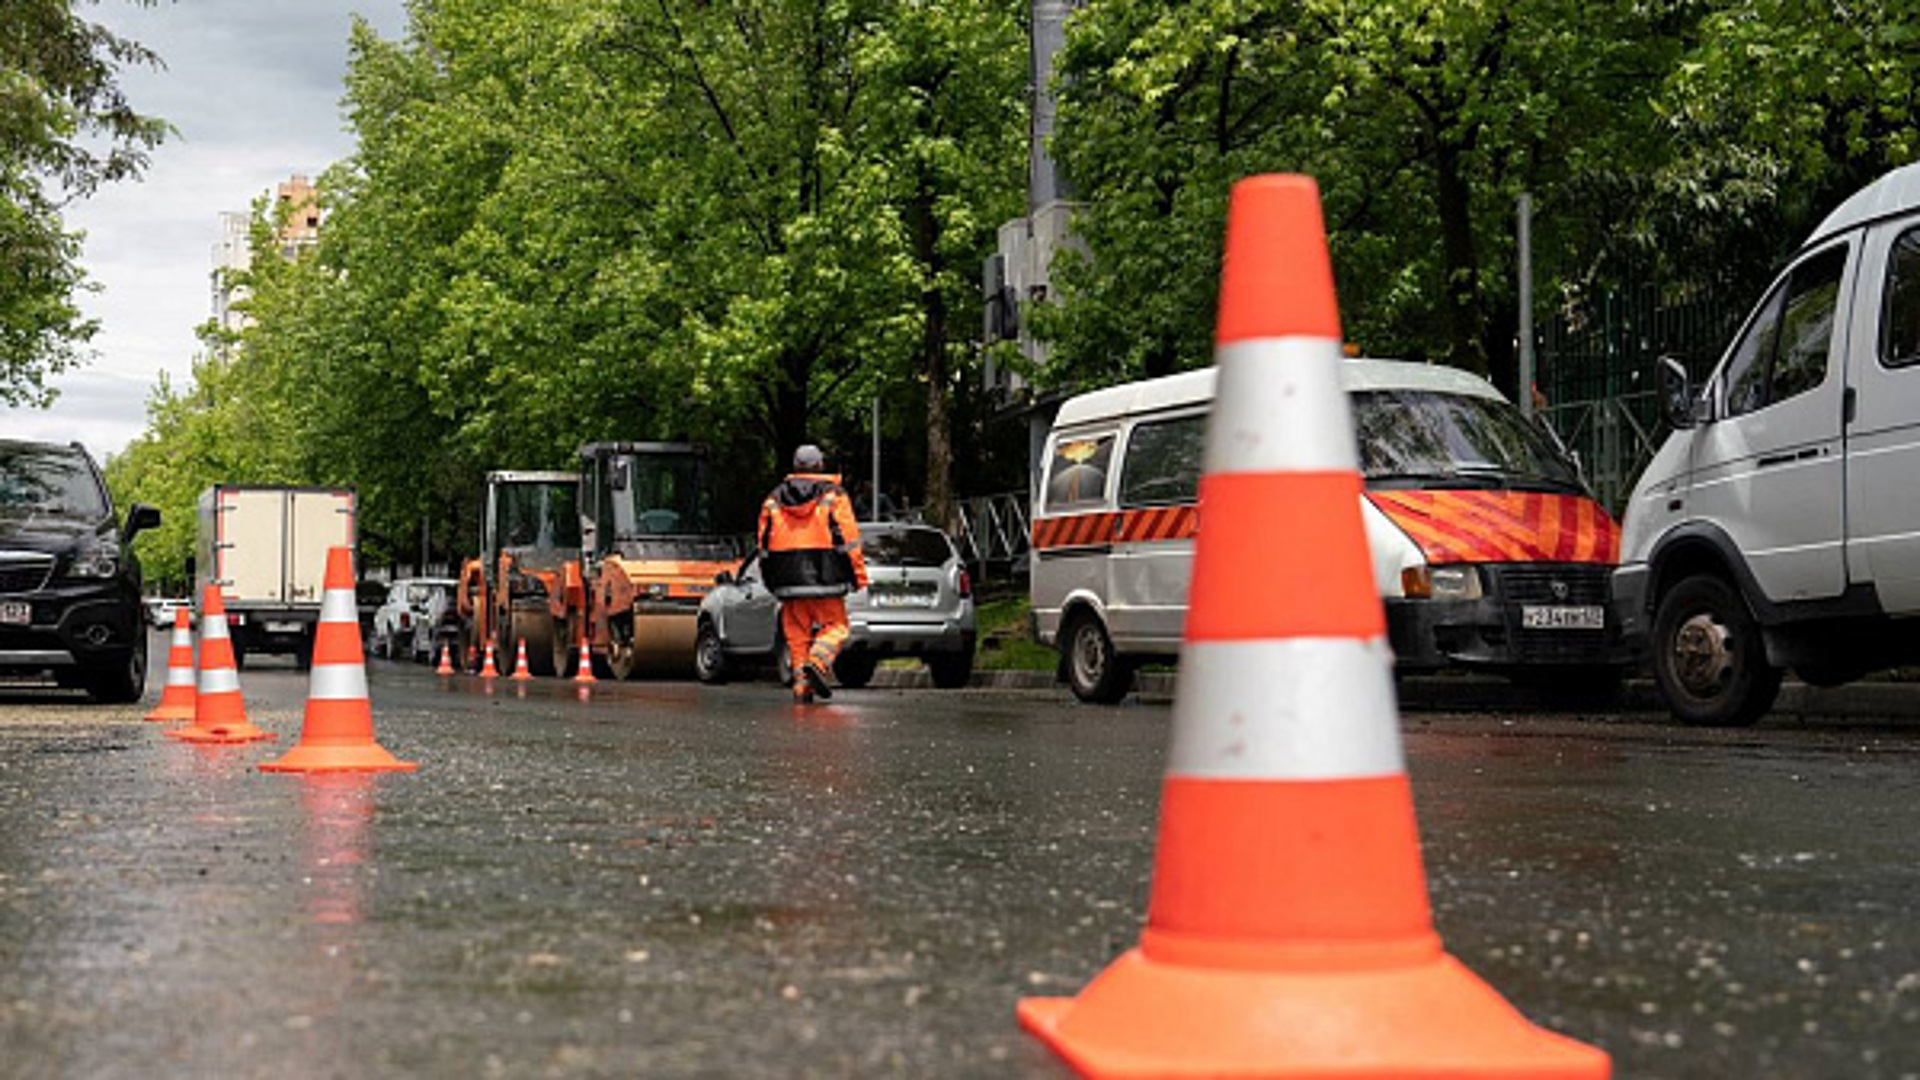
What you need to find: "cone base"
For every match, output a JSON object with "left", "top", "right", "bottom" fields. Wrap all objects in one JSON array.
[
  {"left": 165, "top": 722, "right": 275, "bottom": 744},
  {"left": 1018, "top": 946, "right": 1609, "bottom": 1079},
  {"left": 259, "top": 741, "right": 417, "bottom": 773},
  {"left": 144, "top": 702, "right": 195, "bottom": 722}
]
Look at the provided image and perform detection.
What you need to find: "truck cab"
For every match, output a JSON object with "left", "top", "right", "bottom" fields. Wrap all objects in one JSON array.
[{"left": 1615, "top": 162, "right": 1920, "bottom": 725}]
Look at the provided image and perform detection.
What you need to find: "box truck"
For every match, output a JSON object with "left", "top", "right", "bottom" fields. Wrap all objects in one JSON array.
[{"left": 195, "top": 485, "right": 355, "bottom": 668}]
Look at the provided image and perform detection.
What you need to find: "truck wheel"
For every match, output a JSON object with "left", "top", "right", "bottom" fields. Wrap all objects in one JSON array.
[
  {"left": 1063, "top": 611, "right": 1131, "bottom": 705},
  {"left": 694, "top": 620, "right": 729, "bottom": 684},
  {"left": 508, "top": 611, "right": 557, "bottom": 678},
  {"left": 833, "top": 650, "right": 877, "bottom": 689},
  {"left": 1652, "top": 573, "right": 1781, "bottom": 727}
]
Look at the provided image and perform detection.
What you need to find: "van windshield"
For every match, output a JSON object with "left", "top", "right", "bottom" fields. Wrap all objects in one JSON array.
[{"left": 1354, "top": 390, "right": 1585, "bottom": 493}]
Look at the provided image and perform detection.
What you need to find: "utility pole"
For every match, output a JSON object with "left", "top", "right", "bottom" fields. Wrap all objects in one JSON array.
[{"left": 1518, "top": 193, "right": 1536, "bottom": 420}]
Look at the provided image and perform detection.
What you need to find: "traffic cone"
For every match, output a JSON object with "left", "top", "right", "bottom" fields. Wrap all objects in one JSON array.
[
  {"left": 144, "top": 607, "right": 196, "bottom": 722},
  {"left": 572, "top": 637, "right": 596, "bottom": 684},
  {"left": 1016, "top": 175, "right": 1610, "bottom": 1078},
  {"left": 261, "top": 546, "right": 416, "bottom": 773},
  {"left": 509, "top": 638, "right": 534, "bottom": 681},
  {"left": 435, "top": 643, "right": 455, "bottom": 675},
  {"left": 479, "top": 641, "right": 500, "bottom": 678},
  {"left": 167, "top": 586, "right": 274, "bottom": 744}
]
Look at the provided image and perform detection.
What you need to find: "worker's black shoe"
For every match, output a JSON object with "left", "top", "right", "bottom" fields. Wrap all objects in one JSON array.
[
  {"left": 803, "top": 663, "right": 833, "bottom": 701},
  {"left": 793, "top": 687, "right": 814, "bottom": 705}
]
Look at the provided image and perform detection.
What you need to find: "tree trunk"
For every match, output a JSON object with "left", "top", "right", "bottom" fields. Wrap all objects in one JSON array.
[
  {"left": 1433, "top": 143, "right": 1487, "bottom": 376},
  {"left": 911, "top": 184, "right": 955, "bottom": 531}
]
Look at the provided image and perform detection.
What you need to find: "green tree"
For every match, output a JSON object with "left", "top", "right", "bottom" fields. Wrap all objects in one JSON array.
[{"left": 0, "top": 0, "right": 168, "bottom": 406}]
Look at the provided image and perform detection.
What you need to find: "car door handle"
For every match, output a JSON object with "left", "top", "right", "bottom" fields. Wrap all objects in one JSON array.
[{"left": 1756, "top": 447, "right": 1822, "bottom": 468}]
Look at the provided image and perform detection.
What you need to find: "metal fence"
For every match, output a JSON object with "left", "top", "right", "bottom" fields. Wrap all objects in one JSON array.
[{"left": 955, "top": 491, "right": 1032, "bottom": 580}]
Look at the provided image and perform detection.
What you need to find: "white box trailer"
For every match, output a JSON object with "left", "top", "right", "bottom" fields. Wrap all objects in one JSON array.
[{"left": 195, "top": 485, "right": 355, "bottom": 668}]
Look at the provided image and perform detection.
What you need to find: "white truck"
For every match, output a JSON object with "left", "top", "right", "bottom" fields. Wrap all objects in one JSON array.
[
  {"left": 1615, "top": 161, "right": 1920, "bottom": 725},
  {"left": 195, "top": 485, "right": 356, "bottom": 668}
]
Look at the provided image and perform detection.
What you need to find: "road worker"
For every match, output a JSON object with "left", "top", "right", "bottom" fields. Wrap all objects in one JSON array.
[{"left": 757, "top": 444, "right": 870, "bottom": 703}]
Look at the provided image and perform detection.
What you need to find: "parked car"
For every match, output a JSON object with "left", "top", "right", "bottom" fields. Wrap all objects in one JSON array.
[
  {"left": 694, "top": 521, "right": 977, "bottom": 688},
  {"left": 0, "top": 439, "right": 161, "bottom": 702},
  {"left": 369, "top": 577, "right": 458, "bottom": 661},
  {"left": 144, "top": 597, "right": 189, "bottom": 629}
]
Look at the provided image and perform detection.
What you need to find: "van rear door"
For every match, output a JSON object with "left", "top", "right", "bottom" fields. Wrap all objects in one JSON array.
[
  {"left": 1843, "top": 216, "right": 1920, "bottom": 611},
  {"left": 1106, "top": 412, "right": 1203, "bottom": 650}
]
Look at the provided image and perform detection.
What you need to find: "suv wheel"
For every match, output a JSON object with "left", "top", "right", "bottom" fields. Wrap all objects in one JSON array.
[
  {"left": 1652, "top": 572, "right": 1781, "bottom": 726},
  {"left": 693, "top": 620, "right": 729, "bottom": 684},
  {"left": 833, "top": 650, "right": 878, "bottom": 689},
  {"left": 85, "top": 645, "right": 147, "bottom": 705},
  {"left": 1063, "top": 612, "right": 1131, "bottom": 705},
  {"left": 927, "top": 650, "right": 973, "bottom": 690}
]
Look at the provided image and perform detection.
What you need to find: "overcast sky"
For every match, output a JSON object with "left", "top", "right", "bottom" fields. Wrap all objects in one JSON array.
[{"left": 0, "top": 0, "right": 409, "bottom": 460}]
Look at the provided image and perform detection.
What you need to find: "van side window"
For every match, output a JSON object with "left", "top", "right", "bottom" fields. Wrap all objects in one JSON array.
[
  {"left": 1881, "top": 227, "right": 1920, "bottom": 368},
  {"left": 1044, "top": 433, "right": 1115, "bottom": 511},
  {"left": 1119, "top": 415, "right": 1205, "bottom": 507},
  {"left": 1724, "top": 244, "right": 1847, "bottom": 417}
]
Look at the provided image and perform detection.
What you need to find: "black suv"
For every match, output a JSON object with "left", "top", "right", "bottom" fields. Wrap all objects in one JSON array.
[{"left": 0, "top": 440, "right": 160, "bottom": 702}]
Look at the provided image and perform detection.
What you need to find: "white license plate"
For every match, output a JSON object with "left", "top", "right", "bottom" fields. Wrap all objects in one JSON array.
[
  {"left": 0, "top": 601, "right": 28, "bottom": 625},
  {"left": 870, "top": 591, "right": 936, "bottom": 609},
  {"left": 264, "top": 621, "right": 304, "bottom": 634},
  {"left": 1521, "top": 605, "right": 1604, "bottom": 630}
]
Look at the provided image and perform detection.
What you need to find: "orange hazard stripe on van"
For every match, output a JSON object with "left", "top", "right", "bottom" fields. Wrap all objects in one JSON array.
[
  {"left": 1032, "top": 506, "right": 1199, "bottom": 551},
  {"left": 1365, "top": 490, "right": 1620, "bottom": 565}
]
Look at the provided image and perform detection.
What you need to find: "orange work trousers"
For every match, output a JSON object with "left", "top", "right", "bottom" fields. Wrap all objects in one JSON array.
[{"left": 781, "top": 595, "right": 850, "bottom": 690}]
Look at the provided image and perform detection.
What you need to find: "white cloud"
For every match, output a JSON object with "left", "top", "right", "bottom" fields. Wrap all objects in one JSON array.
[{"left": 0, "top": 0, "right": 408, "bottom": 461}]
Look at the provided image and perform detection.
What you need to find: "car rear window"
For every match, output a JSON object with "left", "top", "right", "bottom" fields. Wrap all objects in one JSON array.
[{"left": 863, "top": 527, "right": 952, "bottom": 568}]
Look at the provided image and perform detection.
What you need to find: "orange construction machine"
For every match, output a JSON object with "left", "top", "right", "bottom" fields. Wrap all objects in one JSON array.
[
  {"left": 455, "top": 470, "right": 580, "bottom": 676},
  {"left": 556, "top": 442, "right": 745, "bottom": 679}
]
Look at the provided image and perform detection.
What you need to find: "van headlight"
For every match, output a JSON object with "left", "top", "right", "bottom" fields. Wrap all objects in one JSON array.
[
  {"left": 66, "top": 547, "right": 120, "bottom": 579},
  {"left": 1401, "top": 565, "right": 1482, "bottom": 600}
]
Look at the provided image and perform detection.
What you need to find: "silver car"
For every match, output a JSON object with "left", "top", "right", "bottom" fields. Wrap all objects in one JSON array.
[
  {"left": 694, "top": 521, "right": 977, "bottom": 688},
  {"left": 369, "top": 577, "right": 458, "bottom": 661}
]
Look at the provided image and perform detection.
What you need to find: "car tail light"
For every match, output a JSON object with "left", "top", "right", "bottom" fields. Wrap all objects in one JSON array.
[
  {"left": 399, "top": 612, "right": 411, "bottom": 630},
  {"left": 957, "top": 569, "right": 972, "bottom": 599}
]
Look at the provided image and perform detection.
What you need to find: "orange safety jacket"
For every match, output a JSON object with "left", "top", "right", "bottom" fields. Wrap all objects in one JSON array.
[{"left": 757, "top": 472, "right": 870, "bottom": 598}]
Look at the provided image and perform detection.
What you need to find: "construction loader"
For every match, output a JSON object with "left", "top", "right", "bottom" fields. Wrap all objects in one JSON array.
[{"left": 454, "top": 470, "right": 579, "bottom": 676}]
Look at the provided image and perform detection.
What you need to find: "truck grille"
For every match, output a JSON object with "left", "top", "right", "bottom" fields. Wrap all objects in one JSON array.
[{"left": 0, "top": 553, "right": 55, "bottom": 596}]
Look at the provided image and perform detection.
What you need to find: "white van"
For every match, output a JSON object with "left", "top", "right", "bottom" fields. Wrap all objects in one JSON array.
[
  {"left": 1032, "top": 358, "right": 1631, "bottom": 702},
  {"left": 1615, "top": 162, "right": 1920, "bottom": 726}
]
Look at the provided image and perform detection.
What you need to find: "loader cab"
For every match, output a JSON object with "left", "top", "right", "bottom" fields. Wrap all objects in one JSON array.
[
  {"left": 481, "top": 471, "right": 581, "bottom": 573},
  {"left": 578, "top": 442, "right": 724, "bottom": 560}
]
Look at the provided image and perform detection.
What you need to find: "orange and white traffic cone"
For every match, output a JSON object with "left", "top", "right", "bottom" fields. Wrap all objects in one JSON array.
[
  {"left": 167, "top": 586, "right": 274, "bottom": 745},
  {"left": 509, "top": 638, "right": 534, "bottom": 681},
  {"left": 144, "top": 607, "right": 197, "bottom": 722},
  {"left": 1016, "top": 175, "right": 1610, "bottom": 1078},
  {"left": 479, "top": 641, "right": 500, "bottom": 678},
  {"left": 435, "top": 643, "right": 455, "bottom": 675},
  {"left": 261, "top": 546, "right": 416, "bottom": 773},
  {"left": 572, "top": 637, "right": 596, "bottom": 684}
]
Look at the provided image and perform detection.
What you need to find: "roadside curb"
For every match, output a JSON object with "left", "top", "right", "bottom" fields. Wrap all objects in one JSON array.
[{"left": 871, "top": 666, "right": 1920, "bottom": 719}]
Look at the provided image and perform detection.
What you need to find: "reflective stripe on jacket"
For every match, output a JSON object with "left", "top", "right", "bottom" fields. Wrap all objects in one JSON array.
[{"left": 757, "top": 472, "right": 870, "bottom": 598}]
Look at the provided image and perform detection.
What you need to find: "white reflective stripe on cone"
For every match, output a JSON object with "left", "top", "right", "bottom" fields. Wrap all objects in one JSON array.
[
  {"left": 1167, "top": 637, "right": 1405, "bottom": 781},
  {"left": 308, "top": 663, "right": 369, "bottom": 701},
  {"left": 201, "top": 617, "right": 229, "bottom": 641},
  {"left": 170, "top": 629, "right": 192, "bottom": 647},
  {"left": 1205, "top": 337, "right": 1358, "bottom": 476},
  {"left": 319, "top": 587, "right": 358, "bottom": 624},
  {"left": 166, "top": 666, "right": 195, "bottom": 687},
  {"left": 199, "top": 666, "right": 241, "bottom": 695}
]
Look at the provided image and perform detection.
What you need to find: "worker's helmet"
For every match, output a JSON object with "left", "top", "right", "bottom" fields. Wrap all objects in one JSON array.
[{"left": 792, "top": 444, "right": 825, "bottom": 470}]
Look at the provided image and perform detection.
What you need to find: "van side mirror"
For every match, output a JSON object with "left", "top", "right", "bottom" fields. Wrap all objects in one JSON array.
[
  {"left": 1660, "top": 355, "right": 1700, "bottom": 429},
  {"left": 123, "top": 502, "right": 161, "bottom": 541}
]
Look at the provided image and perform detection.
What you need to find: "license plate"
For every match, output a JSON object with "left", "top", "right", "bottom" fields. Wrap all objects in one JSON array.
[
  {"left": 1521, "top": 604, "right": 1604, "bottom": 630},
  {"left": 264, "top": 621, "right": 303, "bottom": 634},
  {"left": 0, "top": 601, "right": 28, "bottom": 625},
  {"left": 870, "top": 590, "right": 936, "bottom": 609}
]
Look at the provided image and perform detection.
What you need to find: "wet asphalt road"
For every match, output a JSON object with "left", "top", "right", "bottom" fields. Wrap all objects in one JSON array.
[{"left": 0, "top": 634, "right": 1918, "bottom": 1078}]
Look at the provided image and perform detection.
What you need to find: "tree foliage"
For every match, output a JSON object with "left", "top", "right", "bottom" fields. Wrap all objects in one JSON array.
[{"left": 0, "top": 0, "right": 168, "bottom": 407}]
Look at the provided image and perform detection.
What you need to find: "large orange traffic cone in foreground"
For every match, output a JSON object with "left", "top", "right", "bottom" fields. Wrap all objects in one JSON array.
[
  {"left": 1016, "top": 175, "right": 1610, "bottom": 1078},
  {"left": 144, "top": 607, "right": 196, "bottom": 722},
  {"left": 167, "top": 586, "right": 274, "bottom": 744},
  {"left": 261, "top": 547, "right": 416, "bottom": 773},
  {"left": 509, "top": 638, "right": 534, "bottom": 681}
]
